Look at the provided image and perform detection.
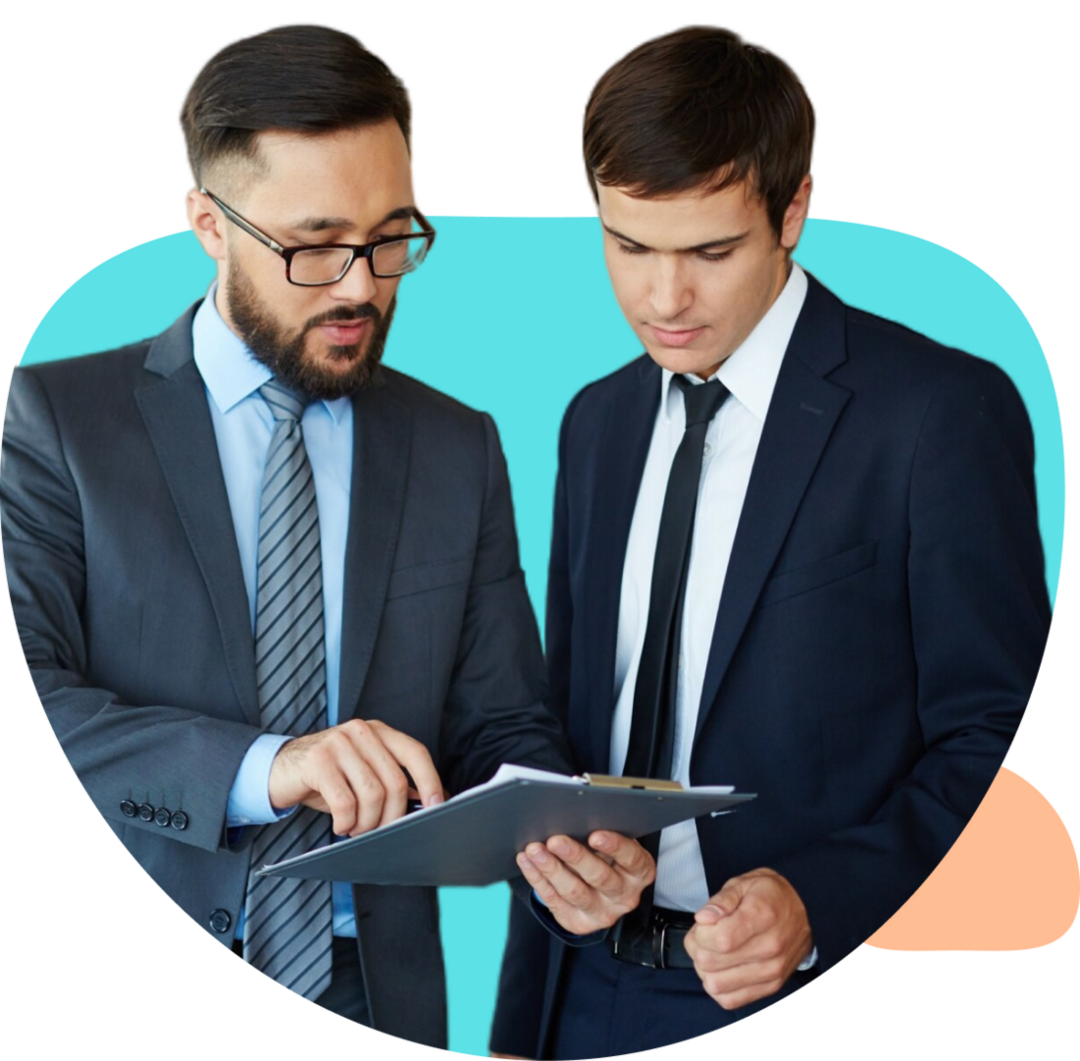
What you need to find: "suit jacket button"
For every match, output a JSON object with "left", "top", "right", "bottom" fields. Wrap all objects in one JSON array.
[
  {"left": 154, "top": 807, "right": 172, "bottom": 827},
  {"left": 120, "top": 800, "right": 137, "bottom": 818},
  {"left": 170, "top": 811, "right": 189, "bottom": 831},
  {"left": 209, "top": 909, "right": 232, "bottom": 935},
  {"left": 137, "top": 803, "right": 155, "bottom": 822}
]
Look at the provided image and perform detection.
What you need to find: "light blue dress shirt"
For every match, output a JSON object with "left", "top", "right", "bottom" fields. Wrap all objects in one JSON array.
[{"left": 192, "top": 288, "right": 358, "bottom": 937}]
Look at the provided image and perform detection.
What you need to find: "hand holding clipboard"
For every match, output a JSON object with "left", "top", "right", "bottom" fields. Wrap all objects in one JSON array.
[{"left": 258, "top": 764, "right": 755, "bottom": 887}]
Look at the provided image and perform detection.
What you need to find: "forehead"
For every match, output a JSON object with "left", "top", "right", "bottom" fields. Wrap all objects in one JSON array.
[
  {"left": 242, "top": 120, "right": 414, "bottom": 230},
  {"left": 597, "top": 180, "right": 767, "bottom": 248}
]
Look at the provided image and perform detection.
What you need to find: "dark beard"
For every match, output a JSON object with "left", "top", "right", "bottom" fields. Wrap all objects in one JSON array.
[{"left": 226, "top": 260, "right": 396, "bottom": 400}]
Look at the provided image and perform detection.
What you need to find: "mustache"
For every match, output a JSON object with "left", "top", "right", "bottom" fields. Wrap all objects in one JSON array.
[{"left": 304, "top": 303, "right": 382, "bottom": 331}]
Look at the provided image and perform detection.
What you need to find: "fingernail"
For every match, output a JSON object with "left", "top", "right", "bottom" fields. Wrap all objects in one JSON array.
[
  {"left": 548, "top": 839, "right": 569, "bottom": 857},
  {"left": 517, "top": 853, "right": 533, "bottom": 870},
  {"left": 426, "top": 794, "right": 443, "bottom": 807},
  {"left": 591, "top": 832, "right": 611, "bottom": 850},
  {"left": 532, "top": 846, "right": 551, "bottom": 864}
]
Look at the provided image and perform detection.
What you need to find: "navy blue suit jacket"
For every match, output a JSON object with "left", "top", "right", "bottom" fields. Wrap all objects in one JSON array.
[{"left": 492, "top": 273, "right": 1051, "bottom": 1056}]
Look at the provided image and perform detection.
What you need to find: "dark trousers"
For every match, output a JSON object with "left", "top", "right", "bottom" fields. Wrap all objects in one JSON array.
[
  {"left": 233, "top": 935, "right": 371, "bottom": 1025},
  {"left": 552, "top": 937, "right": 789, "bottom": 1059}
]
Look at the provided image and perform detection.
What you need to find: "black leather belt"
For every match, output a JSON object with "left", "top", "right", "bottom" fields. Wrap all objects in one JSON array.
[{"left": 610, "top": 907, "right": 696, "bottom": 970}]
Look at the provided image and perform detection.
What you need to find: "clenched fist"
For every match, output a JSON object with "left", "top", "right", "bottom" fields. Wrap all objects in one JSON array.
[{"left": 684, "top": 868, "right": 812, "bottom": 1010}]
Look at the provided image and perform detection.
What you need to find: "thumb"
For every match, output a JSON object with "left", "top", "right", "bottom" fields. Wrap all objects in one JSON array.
[{"left": 695, "top": 879, "right": 744, "bottom": 924}]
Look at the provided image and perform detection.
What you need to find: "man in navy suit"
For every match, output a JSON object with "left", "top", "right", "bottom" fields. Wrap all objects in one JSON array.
[{"left": 491, "top": 26, "right": 1050, "bottom": 1059}]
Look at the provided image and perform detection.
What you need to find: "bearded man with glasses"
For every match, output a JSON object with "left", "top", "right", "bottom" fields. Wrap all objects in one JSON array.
[
  {"left": 196, "top": 186, "right": 435, "bottom": 395},
  {"left": 0, "top": 24, "right": 655, "bottom": 1048}
]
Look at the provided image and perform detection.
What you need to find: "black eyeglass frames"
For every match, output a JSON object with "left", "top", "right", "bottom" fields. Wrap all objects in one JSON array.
[{"left": 200, "top": 188, "right": 436, "bottom": 286}]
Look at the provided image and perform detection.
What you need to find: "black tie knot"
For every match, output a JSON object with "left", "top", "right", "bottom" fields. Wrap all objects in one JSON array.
[{"left": 673, "top": 375, "right": 729, "bottom": 428}]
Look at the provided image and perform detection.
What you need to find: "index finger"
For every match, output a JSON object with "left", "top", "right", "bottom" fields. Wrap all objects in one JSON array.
[
  {"left": 543, "top": 835, "right": 622, "bottom": 896},
  {"left": 589, "top": 831, "right": 654, "bottom": 879},
  {"left": 367, "top": 720, "right": 445, "bottom": 807}
]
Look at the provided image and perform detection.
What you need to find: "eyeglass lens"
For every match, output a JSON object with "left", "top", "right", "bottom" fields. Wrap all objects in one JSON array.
[{"left": 290, "top": 235, "right": 430, "bottom": 284}]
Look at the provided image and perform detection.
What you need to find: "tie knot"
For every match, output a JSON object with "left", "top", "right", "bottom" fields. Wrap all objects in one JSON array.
[
  {"left": 259, "top": 379, "right": 309, "bottom": 423},
  {"left": 673, "top": 375, "right": 729, "bottom": 427}
]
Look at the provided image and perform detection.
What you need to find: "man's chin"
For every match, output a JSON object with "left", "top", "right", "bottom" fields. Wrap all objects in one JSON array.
[
  {"left": 293, "top": 305, "right": 393, "bottom": 398},
  {"left": 319, "top": 342, "right": 367, "bottom": 366},
  {"left": 289, "top": 340, "right": 381, "bottom": 400}
]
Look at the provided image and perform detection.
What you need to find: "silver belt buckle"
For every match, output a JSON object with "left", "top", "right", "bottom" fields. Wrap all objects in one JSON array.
[{"left": 656, "top": 918, "right": 671, "bottom": 970}]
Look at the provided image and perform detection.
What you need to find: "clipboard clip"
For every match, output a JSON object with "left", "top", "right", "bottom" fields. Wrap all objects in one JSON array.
[{"left": 579, "top": 773, "right": 684, "bottom": 792}]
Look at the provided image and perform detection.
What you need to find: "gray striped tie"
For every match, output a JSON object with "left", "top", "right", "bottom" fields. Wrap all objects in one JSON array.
[{"left": 242, "top": 379, "right": 334, "bottom": 1001}]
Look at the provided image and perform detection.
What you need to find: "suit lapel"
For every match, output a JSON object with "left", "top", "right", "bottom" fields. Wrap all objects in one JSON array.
[
  {"left": 694, "top": 275, "right": 851, "bottom": 741},
  {"left": 337, "top": 375, "right": 412, "bottom": 720},
  {"left": 582, "top": 358, "right": 660, "bottom": 768},
  {"left": 135, "top": 306, "right": 260, "bottom": 726}
]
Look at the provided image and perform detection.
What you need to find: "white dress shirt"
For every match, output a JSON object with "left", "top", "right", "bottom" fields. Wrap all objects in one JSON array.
[{"left": 609, "top": 264, "right": 809, "bottom": 912}]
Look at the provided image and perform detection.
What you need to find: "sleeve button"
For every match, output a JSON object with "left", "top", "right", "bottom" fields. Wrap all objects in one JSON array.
[
  {"left": 209, "top": 909, "right": 232, "bottom": 934},
  {"left": 154, "top": 807, "right": 172, "bottom": 828},
  {"left": 120, "top": 800, "right": 137, "bottom": 818},
  {"left": 137, "top": 803, "right": 155, "bottom": 822},
  {"left": 170, "top": 811, "right": 189, "bottom": 831}
]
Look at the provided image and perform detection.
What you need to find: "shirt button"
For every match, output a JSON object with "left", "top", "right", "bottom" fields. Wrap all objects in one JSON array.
[{"left": 703, "top": 443, "right": 712, "bottom": 456}]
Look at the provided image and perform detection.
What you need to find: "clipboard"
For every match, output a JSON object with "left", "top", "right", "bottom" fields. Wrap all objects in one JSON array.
[{"left": 257, "top": 765, "right": 756, "bottom": 887}]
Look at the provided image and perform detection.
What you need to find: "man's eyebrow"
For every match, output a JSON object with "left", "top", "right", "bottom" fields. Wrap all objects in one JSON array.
[
  {"left": 286, "top": 206, "right": 419, "bottom": 234},
  {"left": 602, "top": 222, "right": 750, "bottom": 252}
]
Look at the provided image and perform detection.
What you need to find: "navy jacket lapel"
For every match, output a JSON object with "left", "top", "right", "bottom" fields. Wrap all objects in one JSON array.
[
  {"left": 582, "top": 357, "right": 660, "bottom": 768},
  {"left": 694, "top": 274, "right": 852, "bottom": 742},
  {"left": 337, "top": 374, "right": 412, "bottom": 720},
  {"left": 135, "top": 304, "right": 260, "bottom": 727}
]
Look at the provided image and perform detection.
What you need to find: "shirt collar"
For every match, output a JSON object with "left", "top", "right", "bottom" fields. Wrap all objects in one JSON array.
[
  {"left": 660, "top": 261, "right": 809, "bottom": 424},
  {"left": 191, "top": 284, "right": 350, "bottom": 423}
]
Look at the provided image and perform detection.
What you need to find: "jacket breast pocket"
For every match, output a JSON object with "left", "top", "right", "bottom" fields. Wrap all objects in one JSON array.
[
  {"left": 385, "top": 554, "right": 473, "bottom": 601},
  {"left": 758, "top": 541, "right": 878, "bottom": 608}
]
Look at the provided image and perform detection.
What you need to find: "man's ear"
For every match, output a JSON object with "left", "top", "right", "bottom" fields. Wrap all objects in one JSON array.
[
  {"left": 780, "top": 174, "right": 812, "bottom": 251},
  {"left": 187, "top": 188, "right": 228, "bottom": 264}
]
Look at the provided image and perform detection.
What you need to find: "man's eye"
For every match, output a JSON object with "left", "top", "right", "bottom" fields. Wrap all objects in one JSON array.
[
  {"left": 696, "top": 249, "right": 733, "bottom": 262},
  {"left": 617, "top": 243, "right": 648, "bottom": 255}
]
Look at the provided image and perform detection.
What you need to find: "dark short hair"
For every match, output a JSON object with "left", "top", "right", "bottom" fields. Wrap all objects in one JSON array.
[
  {"left": 583, "top": 26, "right": 814, "bottom": 236},
  {"left": 181, "top": 24, "right": 410, "bottom": 189}
]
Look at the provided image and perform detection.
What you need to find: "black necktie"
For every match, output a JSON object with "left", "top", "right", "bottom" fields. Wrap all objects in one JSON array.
[
  {"left": 623, "top": 375, "right": 730, "bottom": 782},
  {"left": 614, "top": 375, "right": 729, "bottom": 954}
]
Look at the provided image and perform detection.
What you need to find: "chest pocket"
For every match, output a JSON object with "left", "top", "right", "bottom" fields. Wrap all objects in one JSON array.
[
  {"left": 758, "top": 541, "right": 878, "bottom": 608},
  {"left": 385, "top": 554, "right": 473, "bottom": 600}
]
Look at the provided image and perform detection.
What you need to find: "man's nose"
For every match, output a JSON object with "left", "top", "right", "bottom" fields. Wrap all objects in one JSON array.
[
  {"left": 648, "top": 257, "right": 693, "bottom": 321},
  {"left": 326, "top": 253, "right": 380, "bottom": 304}
]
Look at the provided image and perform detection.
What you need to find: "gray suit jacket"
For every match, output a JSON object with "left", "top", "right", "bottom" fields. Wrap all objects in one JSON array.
[{"left": 1, "top": 303, "right": 571, "bottom": 1048}]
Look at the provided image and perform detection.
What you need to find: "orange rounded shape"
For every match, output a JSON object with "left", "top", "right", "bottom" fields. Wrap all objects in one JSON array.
[{"left": 868, "top": 768, "right": 1078, "bottom": 950}]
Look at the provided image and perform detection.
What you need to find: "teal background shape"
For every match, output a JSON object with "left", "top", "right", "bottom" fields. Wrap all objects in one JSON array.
[{"left": 21, "top": 219, "right": 1065, "bottom": 1054}]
